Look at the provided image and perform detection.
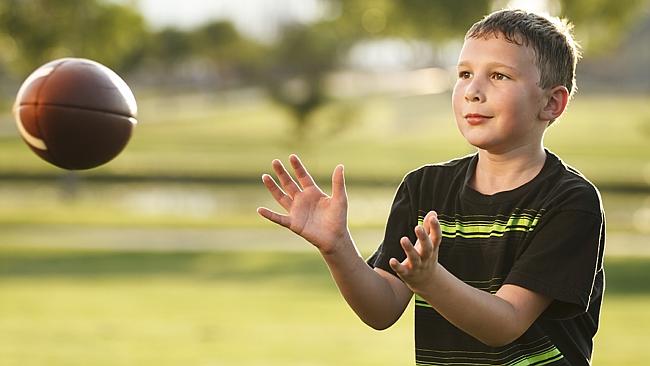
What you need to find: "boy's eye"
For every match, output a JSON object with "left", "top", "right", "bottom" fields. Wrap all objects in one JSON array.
[
  {"left": 491, "top": 72, "right": 510, "bottom": 81},
  {"left": 458, "top": 71, "right": 471, "bottom": 79}
]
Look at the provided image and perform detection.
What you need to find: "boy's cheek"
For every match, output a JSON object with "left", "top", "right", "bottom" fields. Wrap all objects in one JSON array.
[{"left": 451, "top": 90, "right": 462, "bottom": 112}]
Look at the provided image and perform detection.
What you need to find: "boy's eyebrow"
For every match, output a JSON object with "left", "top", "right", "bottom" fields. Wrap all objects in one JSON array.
[{"left": 456, "top": 61, "right": 521, "bottom": 75}]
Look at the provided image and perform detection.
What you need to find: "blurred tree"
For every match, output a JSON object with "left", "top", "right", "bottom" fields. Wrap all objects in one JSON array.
[
  {"left": 559, "top": 0, "right": 649, "bottom": 54},
  {"left": 331, "top": 0, "right": 491, "bottom": 39},
  {"left": 191, "top": 20, "right": 267, "bottom": 88},
  {"left": 261, "top": 23, "right": 343, "bottom": 137},
  {"left": 151, "top": 28, "right": 194, "bottom": 68},
  {"left": 133, "top": 20, "right": 267, "bottom": 90},
  {"left": 143, "top": 27, "right": 194, "bottom": 79},
  {"left": 0, "top": 0, "right": 148, "bottom": 77}
]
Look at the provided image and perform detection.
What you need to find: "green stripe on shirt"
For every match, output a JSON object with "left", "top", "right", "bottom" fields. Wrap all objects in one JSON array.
[{"left": 418, "top": 211, "right": 544, "bottom": 239}]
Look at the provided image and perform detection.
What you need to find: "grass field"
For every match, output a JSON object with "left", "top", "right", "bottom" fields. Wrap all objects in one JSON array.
[
  {"left": 0, "top": 92, "right": 648, "bottom": 365},
  {"left": 0, "top": 248, "right": 413, "bottom": 366},
  {"left": 0, "top": 248, "right": 648, "bottom": 366}
]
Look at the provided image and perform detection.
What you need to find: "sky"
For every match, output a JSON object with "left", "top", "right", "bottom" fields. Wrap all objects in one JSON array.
[{"left": 129, "top": 0, "right": 331, "bottom": 42}]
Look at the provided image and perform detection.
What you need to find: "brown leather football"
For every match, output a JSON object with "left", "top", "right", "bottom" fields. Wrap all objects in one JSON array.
[{"left": 12, "top": 58, "right": 138, "bottom": 170}]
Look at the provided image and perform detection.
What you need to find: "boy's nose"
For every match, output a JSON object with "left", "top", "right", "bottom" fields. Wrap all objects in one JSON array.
[{"left": 464, "top": 80, "right": 485, "bottom": 103}]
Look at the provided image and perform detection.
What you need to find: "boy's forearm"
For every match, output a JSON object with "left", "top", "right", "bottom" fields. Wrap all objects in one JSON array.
[
  {"left": 320, "top": 236, "right": 411, "bottom": 330},
  {"left": 417, "top": 265, "right": 536, "bottom": 347}
]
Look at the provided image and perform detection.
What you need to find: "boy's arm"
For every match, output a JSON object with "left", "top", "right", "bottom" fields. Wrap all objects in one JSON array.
[
  {"left": 319, "top": 236, "right": 413, "bottom": 330},
  {"left": 390, "top": 211, "right": 552, "bottom": 347},
  {"left": 257, "top": 155, "right": 412, "bottom": 329}
]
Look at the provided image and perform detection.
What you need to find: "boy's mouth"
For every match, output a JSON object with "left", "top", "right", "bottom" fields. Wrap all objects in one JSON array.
[{"left": 464, "top": 113, "right": 493, "bottom": 125}]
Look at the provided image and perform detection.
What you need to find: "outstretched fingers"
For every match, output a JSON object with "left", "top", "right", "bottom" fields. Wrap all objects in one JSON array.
[
  {"left": 261, "top": 174, "right": 292, "bottom": 210},
  {"left": 389, "top": 236, "right": 421, "bottom": 275},
  {"left": 389, "top": 214, "right": 440, "bottom": 276},
  {"left": 414, "top": 224, "right": 434, "bottom": 260},
  {"left": 289, "top": 154, "right": 319, "bottom": 190},
  {"left": 403, "top": 233, "right": 424, "bottom": 266},
  {"left": 272, "top": 159, "right": 301, "bottom": 197},
  {"left": 389, "top": 257, "right": 403, "bottom": 274},
  {"left": 423, "top": 211, "right": 442, "bottom": 250},
  {"left": 257, "top": 207, "right": 291, "bottom": 228}
]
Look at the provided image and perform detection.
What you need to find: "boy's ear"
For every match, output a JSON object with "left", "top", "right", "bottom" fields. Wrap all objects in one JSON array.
[{"left": 539, "top": 86, "right": 569, "bottom": 122}]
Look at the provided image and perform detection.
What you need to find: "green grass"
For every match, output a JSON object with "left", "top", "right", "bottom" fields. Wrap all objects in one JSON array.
[
  {"left": 0, "top": 248, "right": 648, "bottom": 366},
  {"left": 0, "top": 248, "right": 413, "bottom": 366},
  {"left": 592, "top": 257, "right": 650, "bottom": 366}
]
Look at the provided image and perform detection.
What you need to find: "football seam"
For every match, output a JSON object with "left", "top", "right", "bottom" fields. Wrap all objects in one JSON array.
[{"left": 18, "top": 102, "right": 137, "bottom": 120}]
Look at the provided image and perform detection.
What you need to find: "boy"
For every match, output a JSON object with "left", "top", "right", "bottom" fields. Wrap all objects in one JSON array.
[{"left": 257, "top": 9, "right": 604, "bottom": 366}]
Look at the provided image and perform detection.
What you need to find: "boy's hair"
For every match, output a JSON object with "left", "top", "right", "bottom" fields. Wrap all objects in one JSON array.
[{"left": 466, "top": 9, "right": 581, "bottom": 99}]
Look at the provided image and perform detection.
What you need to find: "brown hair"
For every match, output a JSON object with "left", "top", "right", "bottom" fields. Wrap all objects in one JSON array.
[{"left": 466, "top": 9, "right": 581, "bottom": 99}]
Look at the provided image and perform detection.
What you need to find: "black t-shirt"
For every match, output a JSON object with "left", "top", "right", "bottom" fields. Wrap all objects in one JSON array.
[{"left": 367, "top": 150, "right": 605, "bottom": 366}]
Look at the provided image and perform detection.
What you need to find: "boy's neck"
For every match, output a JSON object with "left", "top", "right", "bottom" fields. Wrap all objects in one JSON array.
[{"left": 470, "top": 145, "right": 547, "bottom": 195}]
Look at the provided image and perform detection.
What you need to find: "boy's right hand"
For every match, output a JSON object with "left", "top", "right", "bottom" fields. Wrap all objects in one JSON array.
[{"left": 257, "top": 154, "right": 350, "bottom": 255}]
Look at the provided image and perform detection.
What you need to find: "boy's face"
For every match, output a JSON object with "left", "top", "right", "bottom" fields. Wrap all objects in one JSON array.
[{"left": 452, "top": 34, "right": 548, "bottom": 154}]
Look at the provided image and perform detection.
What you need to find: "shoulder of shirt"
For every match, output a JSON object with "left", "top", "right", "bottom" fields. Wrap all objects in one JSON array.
[{"left": 548, "top": 151, "right": 603, "bottom": 214}]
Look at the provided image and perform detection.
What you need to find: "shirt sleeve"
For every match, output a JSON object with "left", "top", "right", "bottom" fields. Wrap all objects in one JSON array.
[
  {"left": 504, "top": 209, "right": 605, "bottom": 319},
  {"left": 366, "top": 178, "right": 418, "bottom": 278}
]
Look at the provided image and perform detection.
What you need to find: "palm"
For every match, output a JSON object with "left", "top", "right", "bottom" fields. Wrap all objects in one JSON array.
[
  {"left": 287, "top": 186, "right": 345, "bottom": 246},
  {"left": 258, "top": 155, "right": 349, "bottom": 252}
]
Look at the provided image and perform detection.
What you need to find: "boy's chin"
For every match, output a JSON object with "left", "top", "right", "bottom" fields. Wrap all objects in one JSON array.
[
  {"left": 460, "top": 134, "right": 494, "bottom": 151},
  {"left": 459, "top": 129, "right": 515, "bottom": 153},
  {"left": 468, "top": 143, "right": 493, "bottom": 152},
  {"left": 463, "top": 138, "right": 506, "bottom": 154},
  {"left": 457, "top": 125, "right": 491, "bottom": 148}
]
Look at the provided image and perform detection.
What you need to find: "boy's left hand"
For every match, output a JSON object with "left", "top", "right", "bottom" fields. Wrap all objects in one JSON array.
[{"left": 389, "top": 211, "right": 442, "bottom": 295}]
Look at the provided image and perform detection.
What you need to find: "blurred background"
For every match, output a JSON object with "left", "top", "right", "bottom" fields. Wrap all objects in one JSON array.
[{"left": 0, "top": 0, "right": 648, "bottom": 365}]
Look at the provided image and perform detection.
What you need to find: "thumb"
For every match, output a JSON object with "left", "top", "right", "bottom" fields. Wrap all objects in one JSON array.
[{"left": 331, "top": 164, "right": 348, "bottom": 203}]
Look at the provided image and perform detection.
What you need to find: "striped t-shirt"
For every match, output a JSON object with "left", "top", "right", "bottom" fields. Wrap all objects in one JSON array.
[{"left": 368, "top": 150, "right": 605, "bottom": 366}]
